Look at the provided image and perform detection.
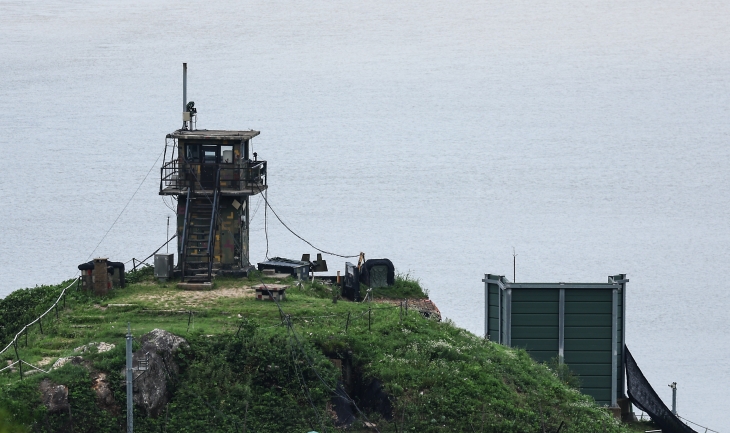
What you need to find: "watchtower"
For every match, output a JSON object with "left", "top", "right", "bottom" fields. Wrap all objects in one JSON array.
[{"left": 159, "top": 64, "right": 267, "bottom": 283}]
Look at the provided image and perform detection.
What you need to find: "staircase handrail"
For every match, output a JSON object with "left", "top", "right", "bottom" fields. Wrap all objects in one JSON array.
[
  {"left": 207, "top": 168, "right": 222, "bottom": 279},
  {"left": 179, "top": 188, "right": 192, "bottom": 281}
]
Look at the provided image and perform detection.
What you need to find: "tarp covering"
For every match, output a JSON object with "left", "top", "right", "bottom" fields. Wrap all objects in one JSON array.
[
  {"left": 359, "top": 258, "right": 395, "bottom": 288},
  {"left": 625, "top": 346, "right": 696, "bottom": 433}
]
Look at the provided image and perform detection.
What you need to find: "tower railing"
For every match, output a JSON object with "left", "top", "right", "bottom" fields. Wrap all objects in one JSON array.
[{"left": 160, "top": 160, "right": 266, "bottom": 193}]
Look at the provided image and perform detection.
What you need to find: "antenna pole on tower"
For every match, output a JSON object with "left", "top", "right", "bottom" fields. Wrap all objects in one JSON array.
[
  {"left": 182, "top": 63, "right": 188, "bottom": 129},
  {"left": 512, "top": 248, "right": 517, "bottom": 282}
]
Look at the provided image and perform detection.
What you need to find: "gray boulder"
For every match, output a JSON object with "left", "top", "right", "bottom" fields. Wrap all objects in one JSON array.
[
  {"left": 91, "top": 372, "right": 116, "bottom": 412},
  {"left": 130, "top": 329, "right": 188, "bottom": 417},
  {"left": 39, "top": 378, "right": 69, "bottom": 414}
]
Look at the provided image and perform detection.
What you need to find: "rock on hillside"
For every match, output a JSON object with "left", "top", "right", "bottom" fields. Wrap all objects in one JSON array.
[
  {"left": 39, "top": 379, "right": 69, "bottom": 414},
  {"left": 129, "top": 329, "right": 188, "bottom": 417}
]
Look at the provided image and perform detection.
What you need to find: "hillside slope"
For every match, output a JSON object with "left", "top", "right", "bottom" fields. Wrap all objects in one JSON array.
[{"left": 0, "top": 269, "right": 645, "bottom": 432}]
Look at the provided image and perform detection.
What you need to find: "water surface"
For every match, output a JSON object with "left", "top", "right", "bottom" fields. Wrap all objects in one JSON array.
[{"left": 1, "top": 0, "right": 728, "bottom": 429}]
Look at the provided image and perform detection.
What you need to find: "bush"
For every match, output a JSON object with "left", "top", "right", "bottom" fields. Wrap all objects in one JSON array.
[
  {"left": 125, "top": 264, "right": 154, "bottom": 285},
  {"left": 371, "top": 272, "right": 428, "bottom": 299},
  {"left": 0, "top": 407, "right": 28, "bottom": 433},
  {"left": 546, "top": 356, "right": 582, "bottom": 391},
  {"left": 0, "top": 281, "right": 75, "bottom": 347}
]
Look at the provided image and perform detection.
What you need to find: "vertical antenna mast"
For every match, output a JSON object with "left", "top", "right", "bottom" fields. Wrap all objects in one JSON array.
[
  {"left": 512, "top": 247, "right": 517, "bottom": 282},
  {"left": 182, "top": 63, "right": 188, "bottom": 129}
]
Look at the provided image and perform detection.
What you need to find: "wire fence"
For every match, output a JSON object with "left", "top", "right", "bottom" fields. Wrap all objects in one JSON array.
[
  {"left": 0, "top": 277, "right": 79, "bottom": 380},
  {"left": 677, "top": 414, "right": 721, "bottom": 433},
  {"left": 0, "top": 277, "right": 79, "bottom": 358},
  {"left": 0, "top": 287, "right": 422, "bottom": 379},
  {"left": 637, "top": 410, "right": 720, "bottom": 433}
]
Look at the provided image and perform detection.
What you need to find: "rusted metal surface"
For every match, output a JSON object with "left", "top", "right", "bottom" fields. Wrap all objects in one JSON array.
[{"left": 92, "top": 258, "right": 110, "bottom": 296}]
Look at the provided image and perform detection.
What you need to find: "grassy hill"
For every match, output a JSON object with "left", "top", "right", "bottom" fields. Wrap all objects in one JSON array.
[{"left": 0, "top": 268, "right": 654, "bottom": 432}]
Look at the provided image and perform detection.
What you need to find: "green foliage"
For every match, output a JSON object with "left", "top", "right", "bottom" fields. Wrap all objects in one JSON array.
[
  {"left": 161, "top": 328, "right": 339, "bottom": 432},
  {"left": 0, "top": 407, "right": 29, "bottom": 433},
  {"left": 0, "top": 378, "right": 40, "bottom": 430},
  {"left": 0, "top": 273, "right": 634, "bottom": 433},
  {"left": 372, "top": 272, "right": 428, "bottom": 299},
  {"left": 125, "top": 264, "right": 154, "bottom": 285},
  {"left": 0, "top": 364, "right": 120, "bottom": 433},
  {"left": 307, "top": 279, "right": 335, "bottom": 299},
  {"left": 546, "top": 356, "right": 582, "bottom": 391},
  {"left": 0, "top": 279, "right": 76, "bottom": 348},
  {"left": 336, "top": 312, "right": 625, "bottom": 432}
]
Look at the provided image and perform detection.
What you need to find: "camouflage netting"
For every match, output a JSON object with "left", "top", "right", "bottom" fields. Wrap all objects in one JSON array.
[{"left": 625, "top": 346, "right": 696, "bottom": 433}]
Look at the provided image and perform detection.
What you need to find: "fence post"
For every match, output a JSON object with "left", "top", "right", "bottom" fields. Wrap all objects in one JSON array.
[
  {"left": 345, "top": 312, "right": 351, "bottom": 333},
  {"left": 334, "top": 272, "right": 340, "bottom": 304},
  {"left": 368, "top": 307, "right": 371, "bottom": 332},
  {"left": 13, "top": 341, "right": 22, "bottom": 380},
  {"left": 55, "top": 304, "right": 59, "bottom": 320},
  {"left": 25, "top": 328, "right": 28, "bottom": 347},
  {"left": 39, "top": 316, "right": 43, "bottom": 335}
]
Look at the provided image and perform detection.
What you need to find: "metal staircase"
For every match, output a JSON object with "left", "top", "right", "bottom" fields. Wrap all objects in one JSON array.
[{"left": 179, "top": 171, "right": 220, "bottom": 283}]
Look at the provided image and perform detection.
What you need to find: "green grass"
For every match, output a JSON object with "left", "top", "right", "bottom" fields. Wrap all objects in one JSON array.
[
  {"left": 0, "top": 269, "right": 635, "bottom": 432},
  {"left": 371, "top": 272, "right": 429, "bottom": 299}
]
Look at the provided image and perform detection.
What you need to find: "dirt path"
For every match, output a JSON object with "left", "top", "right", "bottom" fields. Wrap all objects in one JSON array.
[{"left": 134, "top": 286, "right": 255, "bottom": 307}]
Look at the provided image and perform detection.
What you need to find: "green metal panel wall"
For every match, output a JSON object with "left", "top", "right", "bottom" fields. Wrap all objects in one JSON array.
[
  {"left": 617, "top": 287, "right": 623, "bottom": 397},
  {"left": 484, "top": 275, "right": 507, "bottom": 344},
  {"left": 511, "top": 289, "right": 559, "bottom": 363},
  {"left": 484, "top": 274, "right": 626, "bottom": 406},
  {"left": 564, "top": 289, "right": 613, "bottom": 405},
  {"left": 613, "top": 274, "right": 626, "bottom": 398},
  {"left": 487, "top": 282, "right": 500, "bottom": 343}
]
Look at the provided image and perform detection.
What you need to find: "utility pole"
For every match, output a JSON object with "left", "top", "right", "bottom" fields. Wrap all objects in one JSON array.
[
  {"left": 668, "top": 382, "right": 677, "bottom": 415},
  {"left": 126, "top": 323, "right": 133, "bottom": 433}
]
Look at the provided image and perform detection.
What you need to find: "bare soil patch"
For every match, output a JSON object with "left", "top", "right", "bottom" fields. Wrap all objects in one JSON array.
[{"left": 134, "top": 285, "right": 255, "bottom": 307}]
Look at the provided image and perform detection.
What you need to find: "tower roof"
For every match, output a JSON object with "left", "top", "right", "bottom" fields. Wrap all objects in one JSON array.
[{"left": 167, "top": 129, "right": 260, "bottom": 141}]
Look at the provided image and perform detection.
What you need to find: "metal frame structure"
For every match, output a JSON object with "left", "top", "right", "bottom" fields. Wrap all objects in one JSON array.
[{"left": 483, "top": 273, "right": 628, "bottom": 407}]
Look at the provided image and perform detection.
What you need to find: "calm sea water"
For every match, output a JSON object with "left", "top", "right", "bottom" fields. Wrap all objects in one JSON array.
[{"left": 1, "top": 0, "right": 728, "bottom": 429}]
